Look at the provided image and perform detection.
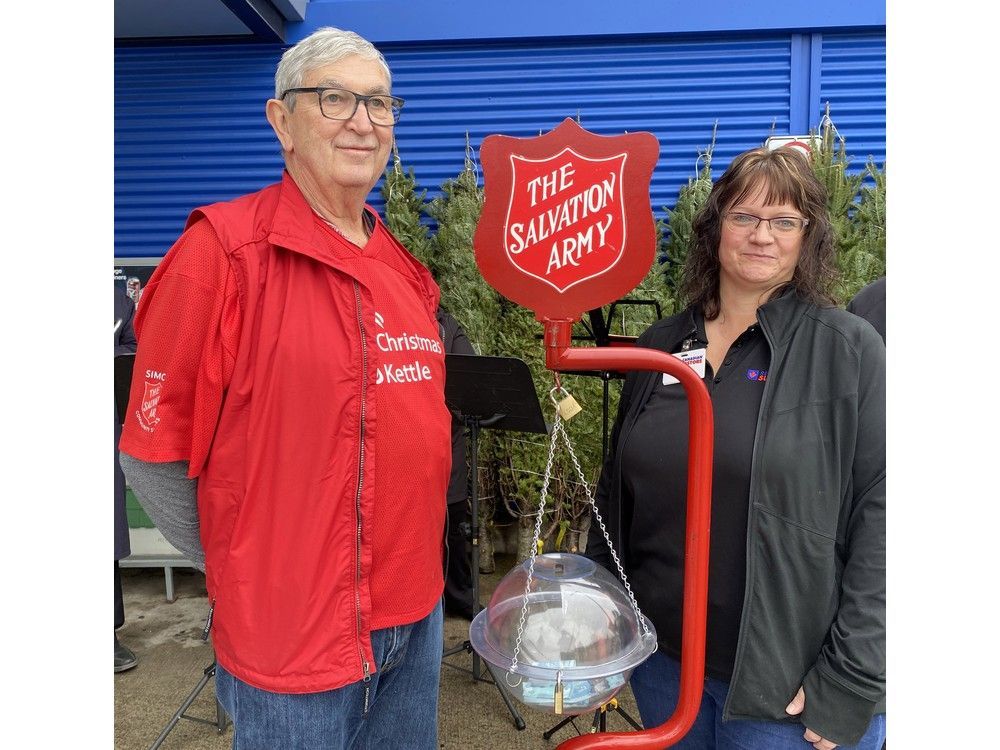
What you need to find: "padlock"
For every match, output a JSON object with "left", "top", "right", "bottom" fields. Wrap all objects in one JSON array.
[{"left": 557, "top": 393, "right": 582, "bottom": 420}]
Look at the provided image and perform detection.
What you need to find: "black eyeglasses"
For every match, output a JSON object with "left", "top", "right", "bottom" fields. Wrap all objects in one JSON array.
[
  {"left": 724, "top": 212, "right": 810, "bottom": 236},
  {"left": 280, "top": 87, "right": 404, "bottom": 126}
]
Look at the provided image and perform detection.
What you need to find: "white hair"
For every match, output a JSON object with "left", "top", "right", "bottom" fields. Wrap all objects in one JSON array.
[{"left": 274, "top": 27, "right": 391, "bottom": 105}]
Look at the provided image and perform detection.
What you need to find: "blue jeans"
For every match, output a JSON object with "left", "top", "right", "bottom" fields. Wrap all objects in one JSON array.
[
  {"left": 630, "top": 651, "right": 886, "bottom": 749},
  {"left": 215, "top": 602, "right": 443, "bottom": 749}
]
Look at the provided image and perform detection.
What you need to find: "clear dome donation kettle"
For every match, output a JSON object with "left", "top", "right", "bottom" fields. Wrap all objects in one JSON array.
[{"left": 469, "top": 552, "right": 657, "bottom": 715}]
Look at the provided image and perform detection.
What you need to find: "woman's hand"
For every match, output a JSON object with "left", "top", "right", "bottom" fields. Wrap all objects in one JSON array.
[{"left": 785, "top": 686, "right": 838, "bottom": 749}]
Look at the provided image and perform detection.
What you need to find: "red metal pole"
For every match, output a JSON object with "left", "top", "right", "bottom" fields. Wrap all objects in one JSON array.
[{"left": 543, "top": 319, "right": 714, "bottom": 750}]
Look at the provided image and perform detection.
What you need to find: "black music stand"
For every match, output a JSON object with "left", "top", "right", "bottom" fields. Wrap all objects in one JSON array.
[
  {"left": 542, "top": 696, "right": 643, "bottom": 741},
  {"left": 440, "top": 354, "right": 548, "bottom": 732},
  {"left": 148, "top": 661, "right": 228, "bottom": 750}
]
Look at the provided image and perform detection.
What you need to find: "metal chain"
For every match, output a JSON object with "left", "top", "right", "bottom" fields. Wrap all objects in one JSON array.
[
  {"left": 553, "top": 415, "right": 651, "bottom": 637},
  {"left": 506, "top": 387, "right": 565, "bottom": 686}
]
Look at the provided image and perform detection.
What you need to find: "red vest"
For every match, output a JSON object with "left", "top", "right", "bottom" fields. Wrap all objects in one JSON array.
[{"left": 123, "top": 173, "right": 451, "bottom": 692}]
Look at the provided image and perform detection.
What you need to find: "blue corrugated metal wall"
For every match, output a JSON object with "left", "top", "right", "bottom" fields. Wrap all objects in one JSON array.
[
  {"left": 818, "top": 32, "right": 887, "bottom": 168},
  {"left": 116, "top": 44, "right": 285, "bottom": 257},
  {"left": 114, "top": 30, "right": 885, "bottom": 258},
  {"left": 381, "top": 35, "right": 793, "bottom": 219}
]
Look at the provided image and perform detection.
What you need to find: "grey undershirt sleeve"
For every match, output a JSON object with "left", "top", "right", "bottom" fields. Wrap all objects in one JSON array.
[{"left": 119, "top": 452, "right": 206, "bottom": 572}]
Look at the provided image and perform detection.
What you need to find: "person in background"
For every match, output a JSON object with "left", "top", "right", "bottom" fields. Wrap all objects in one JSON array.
[
  {"left": 847, "top": 276, "right": 886, "bottom": 343},
  {"left": 114, "top": 284, "right": 138, "bottom": 672},
  {"left": 587, "top": 147, "right": 885, "bottom": 749},
  {"left": 119, "top": 27, "right": 452, "bottom": 749},
  {"left": 126, "top": 276, "right": 143, "bottom": 308},
  {"left": 437, "top": 307, "right": 477, "bottom": 621}
]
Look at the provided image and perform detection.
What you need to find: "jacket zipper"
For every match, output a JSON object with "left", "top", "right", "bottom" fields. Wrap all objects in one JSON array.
[
  {"left": 722, "top": 311, "right": 776, "bottom": 719},
  {"left": 352, "top": 281, "right": 373, "bottom": 708},
  {"left": 201, "top": 598, "right": 216, "bottom": 641}
]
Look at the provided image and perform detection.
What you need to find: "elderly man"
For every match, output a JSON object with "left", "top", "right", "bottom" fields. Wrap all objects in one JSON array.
[{"left": 119, "top": 27, "right": 451, "bottom": 749}]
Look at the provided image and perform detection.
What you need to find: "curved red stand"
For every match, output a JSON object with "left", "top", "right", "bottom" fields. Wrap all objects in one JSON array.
[
  {"left": 544, "top": 320, "right": 714, "bottom": 750},
  {"left": 471, "top": 120, "right": 714, "bottom": 746}
]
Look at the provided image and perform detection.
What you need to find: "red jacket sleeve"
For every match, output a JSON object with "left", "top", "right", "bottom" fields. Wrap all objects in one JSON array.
[{"left": 118, "top": 219, "right": 240, "bottom": 477}]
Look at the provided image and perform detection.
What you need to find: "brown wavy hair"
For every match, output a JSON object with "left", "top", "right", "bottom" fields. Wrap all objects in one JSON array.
[{"left": 679, "top": 147, "right": 836, "bottom": 319}]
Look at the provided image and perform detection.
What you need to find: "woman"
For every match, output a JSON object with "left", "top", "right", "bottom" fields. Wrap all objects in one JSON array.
[{"left": 586, "top": 147, "right": 885, "bottom": 749}]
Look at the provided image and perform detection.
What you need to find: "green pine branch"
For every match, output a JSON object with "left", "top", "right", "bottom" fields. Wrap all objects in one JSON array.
[{"left": 381, "top": 159, "right": 434, "bottom": 271}]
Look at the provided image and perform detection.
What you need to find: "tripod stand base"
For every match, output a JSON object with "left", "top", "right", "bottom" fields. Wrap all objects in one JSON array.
[
  {"left": 442, "top": 640, "right": 526, "bottom": 731},
  {"left": 148, "top": 661, "right": 229, "bottom": 750},
  {"left": 542, "top": 697, "right": 642, "bottom": 741}
]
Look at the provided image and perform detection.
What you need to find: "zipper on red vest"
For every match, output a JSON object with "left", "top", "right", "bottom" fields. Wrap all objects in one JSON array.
[
  {"left": 362, "top": 660, "right": 372, "bottom": 716},
  {"left": 201, "top": 598, "right": 216, "bottom": 641},
  {"left": 352, "top": 281, "right": 371, "bottom": 686}
]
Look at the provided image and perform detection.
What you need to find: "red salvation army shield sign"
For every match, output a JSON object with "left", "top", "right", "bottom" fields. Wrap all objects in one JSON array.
[
  {"left": 475, "top": 118, "right": 659, "bottom": 321},
  {"left": 506, "top": 149, "right": 626, "bottom": 293}
]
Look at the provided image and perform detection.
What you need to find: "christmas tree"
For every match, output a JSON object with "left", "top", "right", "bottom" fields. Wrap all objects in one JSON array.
[
  {"left": 381, "top": 148, "right": 434, "bottom": 272},
  {"left": 809, "top": 107, "right": 884, "bottom": 304}
]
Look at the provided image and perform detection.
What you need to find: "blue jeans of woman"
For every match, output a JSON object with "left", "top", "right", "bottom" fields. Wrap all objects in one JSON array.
[
  {"left": 630, "top": 651, "right": 886, "bottom": 749},
  {"left": 215, "top": 601, "right": 443, "bottom": 750}
]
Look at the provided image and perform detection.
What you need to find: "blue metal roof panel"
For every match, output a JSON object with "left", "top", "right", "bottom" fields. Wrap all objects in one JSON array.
[
  {"left": 818, "top": 32, "right": 887, "bottom": 168},
  {"left": 116, "top": 31, "right": 883, "bottom": 258}
]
